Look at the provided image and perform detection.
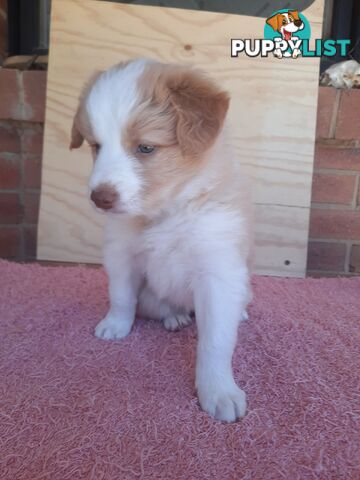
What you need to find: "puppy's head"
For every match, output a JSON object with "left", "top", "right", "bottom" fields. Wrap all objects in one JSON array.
[
  {"left": 266, "top": 10, "right": 303, "bottom": 40},
  {"left": 70, "top": 59, "right": 229, "bottom": 216}
]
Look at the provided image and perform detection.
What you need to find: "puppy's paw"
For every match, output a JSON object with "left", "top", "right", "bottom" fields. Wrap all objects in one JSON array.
[
  {"left": 197, "top": 382, "right": 247, "bottom": 422},
  {"left": 163, "top": 313, "right": 192, "bottom": 332},
  {"left": 94, "top": 315, "right": 132, "bottom": 340}
]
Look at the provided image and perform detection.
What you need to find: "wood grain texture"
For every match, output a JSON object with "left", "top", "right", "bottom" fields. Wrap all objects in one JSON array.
[{"left": 38, "top": 0, "right": 324, "bottom": 276}]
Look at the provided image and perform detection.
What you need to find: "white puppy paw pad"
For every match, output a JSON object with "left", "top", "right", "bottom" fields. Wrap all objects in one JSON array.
[
  {"left": 163, "top": 313, "right": 192, "bottom": 332},
  {"left": 198, "top": 385, "right": 247, "bottom": 422},
  {"left": 94, "top": 317, "right": 131, "bottom": 340}
]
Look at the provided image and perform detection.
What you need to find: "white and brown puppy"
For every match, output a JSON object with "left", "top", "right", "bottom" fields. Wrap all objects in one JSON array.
[{"left": 70, "top": 59, "right": 252, "bottom": 422}]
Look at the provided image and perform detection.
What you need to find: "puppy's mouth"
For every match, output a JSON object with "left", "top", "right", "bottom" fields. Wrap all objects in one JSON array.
[
  {"left": 92, "top": 203, "right": 127, "bottom": 215},
  {"left": 283, "top": 29, "right": 292, "bottom": 41}
]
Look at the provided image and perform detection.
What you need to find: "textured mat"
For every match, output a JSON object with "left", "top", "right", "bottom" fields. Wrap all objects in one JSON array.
[{"left": 0, "top": 260, "right": 359, "bottom": 480}]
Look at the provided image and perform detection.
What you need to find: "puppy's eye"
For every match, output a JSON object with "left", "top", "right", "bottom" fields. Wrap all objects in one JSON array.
[
  {"left": 137, "top": 144, "right": 155, "bottom": 154},
  {"left": 282, "top": 19, "right": 287, "bottom": 25}
]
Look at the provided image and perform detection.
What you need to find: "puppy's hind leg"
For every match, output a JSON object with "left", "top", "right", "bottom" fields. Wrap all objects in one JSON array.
[{"left": 137, "top": 285, "right": 192, "bottom": 332}]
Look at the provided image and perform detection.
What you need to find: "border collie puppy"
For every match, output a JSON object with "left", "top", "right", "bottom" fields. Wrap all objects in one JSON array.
[{"left": 70, "top": 59, "right": 252, "bottom": 422}]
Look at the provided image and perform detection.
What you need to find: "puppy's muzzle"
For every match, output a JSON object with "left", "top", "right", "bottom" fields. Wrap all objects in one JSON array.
[
  {"left": 294, "top": 19, "right": 303, "bottom": 27},
  {"left": 90, "top": 184, "right": 118, "bottom": 210}
]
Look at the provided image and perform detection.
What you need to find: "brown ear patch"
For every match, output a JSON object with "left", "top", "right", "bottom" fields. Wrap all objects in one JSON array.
[
  {"left": 289, "top": 10, "right": 300, "bottom": 21},
  {"left": 152, "top": 66, "right": 230, "bottom": 158},
  {"left": 69, "top": 70, "right": 103, "bottom": 150},
  {"left": 70, "top": 112, "right": 85, "bottom": 150},
  {"left": 168, "top": 70, "right": 229, "bottom": 157},
  {"left": 266, "top": 13, "right": 282, "bottom": 32}
]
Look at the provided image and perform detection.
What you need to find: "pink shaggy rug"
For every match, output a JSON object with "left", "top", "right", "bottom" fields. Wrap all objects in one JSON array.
[{"left": 0, "top": 260, "right": 359, "bottom": 480}]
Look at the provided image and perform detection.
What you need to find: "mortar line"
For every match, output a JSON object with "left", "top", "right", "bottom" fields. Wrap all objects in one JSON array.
[{"left": 329, "top": 89, "right": 341, "bottom": 138}]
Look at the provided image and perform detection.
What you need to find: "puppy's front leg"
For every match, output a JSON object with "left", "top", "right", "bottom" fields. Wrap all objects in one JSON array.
[
  {"left": 194, "top": 266, "right": 250, "bottom": 422},
  {"left": 95, "top": 239, "right": 140, "bottom": 341}
]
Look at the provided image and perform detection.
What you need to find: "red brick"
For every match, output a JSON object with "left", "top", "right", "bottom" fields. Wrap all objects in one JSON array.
[
  {"left": 0, "top": 69, "right": 21, "bottom": 120},
  {"left": 24, "top": 191, "right": 40, "bottom": 224},
  {"left": 0, "top": 154, "right": 21, "bottom": 188},
  {"left": 307, "top": 241, "right": 346, "bottom": 272},
  {"left": 0, "top": 227, "right": 21, "bottom": 258},
  {"left": 0, "top": 192, "right": 23, "bottom": 224},
  {"left": 22, "top": 71, "right": 47, "bottom": 122},
  {"left": 24, "top": 225, "right": 37, "bottom": 258},
  {"left": 311, "top": 173, "right": 356, "bottom": 205},
  {"left": 22, "top": 127, "right": 44, "bottom": 154},
  {"left": 349, "top": 245, "right": 360, "bottom": 273},
  {"left": 309, "top": 209, "right": 360, "bottom": 240},
  {"left": 23, "top": 154, "right": 42, "bottom": 188},
  {"left": 316, "top": 87, "right": 337, "bottom": 139},
  {"left": 314, "top": 146, "right": 360, "bottom": 171},
  {"left": 0, "top": 122, "right": 21, "bottom": 152},
  {"left": 336, "top": 89, "right": 360, "bottom": 140}
]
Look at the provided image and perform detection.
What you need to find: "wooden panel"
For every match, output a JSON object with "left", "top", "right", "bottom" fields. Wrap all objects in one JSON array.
[
  {"left": 106, "top": 0, "right": 317, "bottom": 17},
  {"left": 38, "top": 0, "right": 324, "bottom": 277}
]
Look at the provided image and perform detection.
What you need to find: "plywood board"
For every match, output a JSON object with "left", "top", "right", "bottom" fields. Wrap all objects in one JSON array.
[{"left": 38, "top": 0, "right": 324, "bottom": 277}]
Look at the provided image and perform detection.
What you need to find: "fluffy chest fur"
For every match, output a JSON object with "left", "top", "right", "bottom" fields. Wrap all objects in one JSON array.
[
  {"left": 106, "top": 198, "right": 248, "bottom": 311},
  {"left": 138, "top": 215, "right": 195, "bottom": 309}
]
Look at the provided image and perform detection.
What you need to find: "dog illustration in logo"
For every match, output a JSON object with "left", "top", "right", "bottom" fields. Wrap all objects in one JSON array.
[{"left": 266, "top": 10, "right": 304, "bottom": 59}]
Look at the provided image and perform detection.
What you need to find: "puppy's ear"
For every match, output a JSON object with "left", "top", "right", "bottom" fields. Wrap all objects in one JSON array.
[
  {"left": 166, "top": 69, "right": 230, "bottom": 157},
  {"left": 266, "top": 13, "right": 281, "bottom": 31},
  {"left": 69, "top": 70, "right": 103, "bottom": 150},
  {"left": 69, "top": 110, "right": 84, "bottom": 150},
  {"left": 289, "top": 10, "right": 300, "bottom": 20}
]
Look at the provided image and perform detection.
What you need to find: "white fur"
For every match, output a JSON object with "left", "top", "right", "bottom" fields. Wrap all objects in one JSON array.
[
  {"left": 84, "top": 61, "right": 252, "bottom": 422},
  {"left": 321, "top": 60, "right": 360, "bottom": 89},
  {"left": 86, "top": 59, "right": 150, "bottom": 215}
]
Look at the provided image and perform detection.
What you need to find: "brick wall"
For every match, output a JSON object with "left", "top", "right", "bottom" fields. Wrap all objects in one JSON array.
[
  {"left": 308, "top": 87, "right": 360, "bottom": 276},
  {"left": 0, "top": 64, "right": 359, "bottom": 276},
  {"left": 0, "top": 68, "right": 46, "bottom": 260}
]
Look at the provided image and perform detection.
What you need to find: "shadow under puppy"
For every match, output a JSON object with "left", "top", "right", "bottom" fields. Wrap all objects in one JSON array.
[{"left": 70, "top": 59, "right": 253, "bottom": 422}]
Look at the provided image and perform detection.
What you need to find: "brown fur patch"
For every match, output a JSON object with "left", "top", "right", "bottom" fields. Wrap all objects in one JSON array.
[
  {"left": 289, "top": 10, "right": 301, "bottom": 21},
  {"left": 120, "top": 62, "right": 230, "bottom": 212},
  {"left": 69, "top": 71, "right": 103, "bottom": 150},
  {"left": 163, "top": 67, "right": 230, "bottom": 158},
  {"left": 131, "top": 63, "right": 230, "bottom": 156},
  {"left": 266, "top": 10, "right": 301, "bottom": 32},
  {"left": 266, "top": 13, "right": 283, "bottom": 32}
]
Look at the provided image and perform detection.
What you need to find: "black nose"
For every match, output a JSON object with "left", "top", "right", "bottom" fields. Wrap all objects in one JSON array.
[
  {"left": 90, "top": 184, "right": 118, "bottom": 210},
  {"left": 294, "top": 19, "right": 302, "bottom": 27}
]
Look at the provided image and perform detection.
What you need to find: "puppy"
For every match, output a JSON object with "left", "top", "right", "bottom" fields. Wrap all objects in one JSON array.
[
  {"left": 70, "top": 59, "right": 252, "bottom": 422},
  {"left": 266, "top": 10, "right": 304, "bottom": 58}
]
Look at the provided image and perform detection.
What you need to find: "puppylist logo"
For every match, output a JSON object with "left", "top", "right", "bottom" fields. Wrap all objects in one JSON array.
[{"left": 231, "top": 8, "right": 350, "bottom": 59}]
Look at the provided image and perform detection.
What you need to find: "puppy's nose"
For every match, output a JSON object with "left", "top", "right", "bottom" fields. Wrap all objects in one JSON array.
[
  {"left": 294, "top": 19, "right": 302, "bottom": 27},
  {"left": 90, "top": 184, "right": 118, "bottom": 210}
]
